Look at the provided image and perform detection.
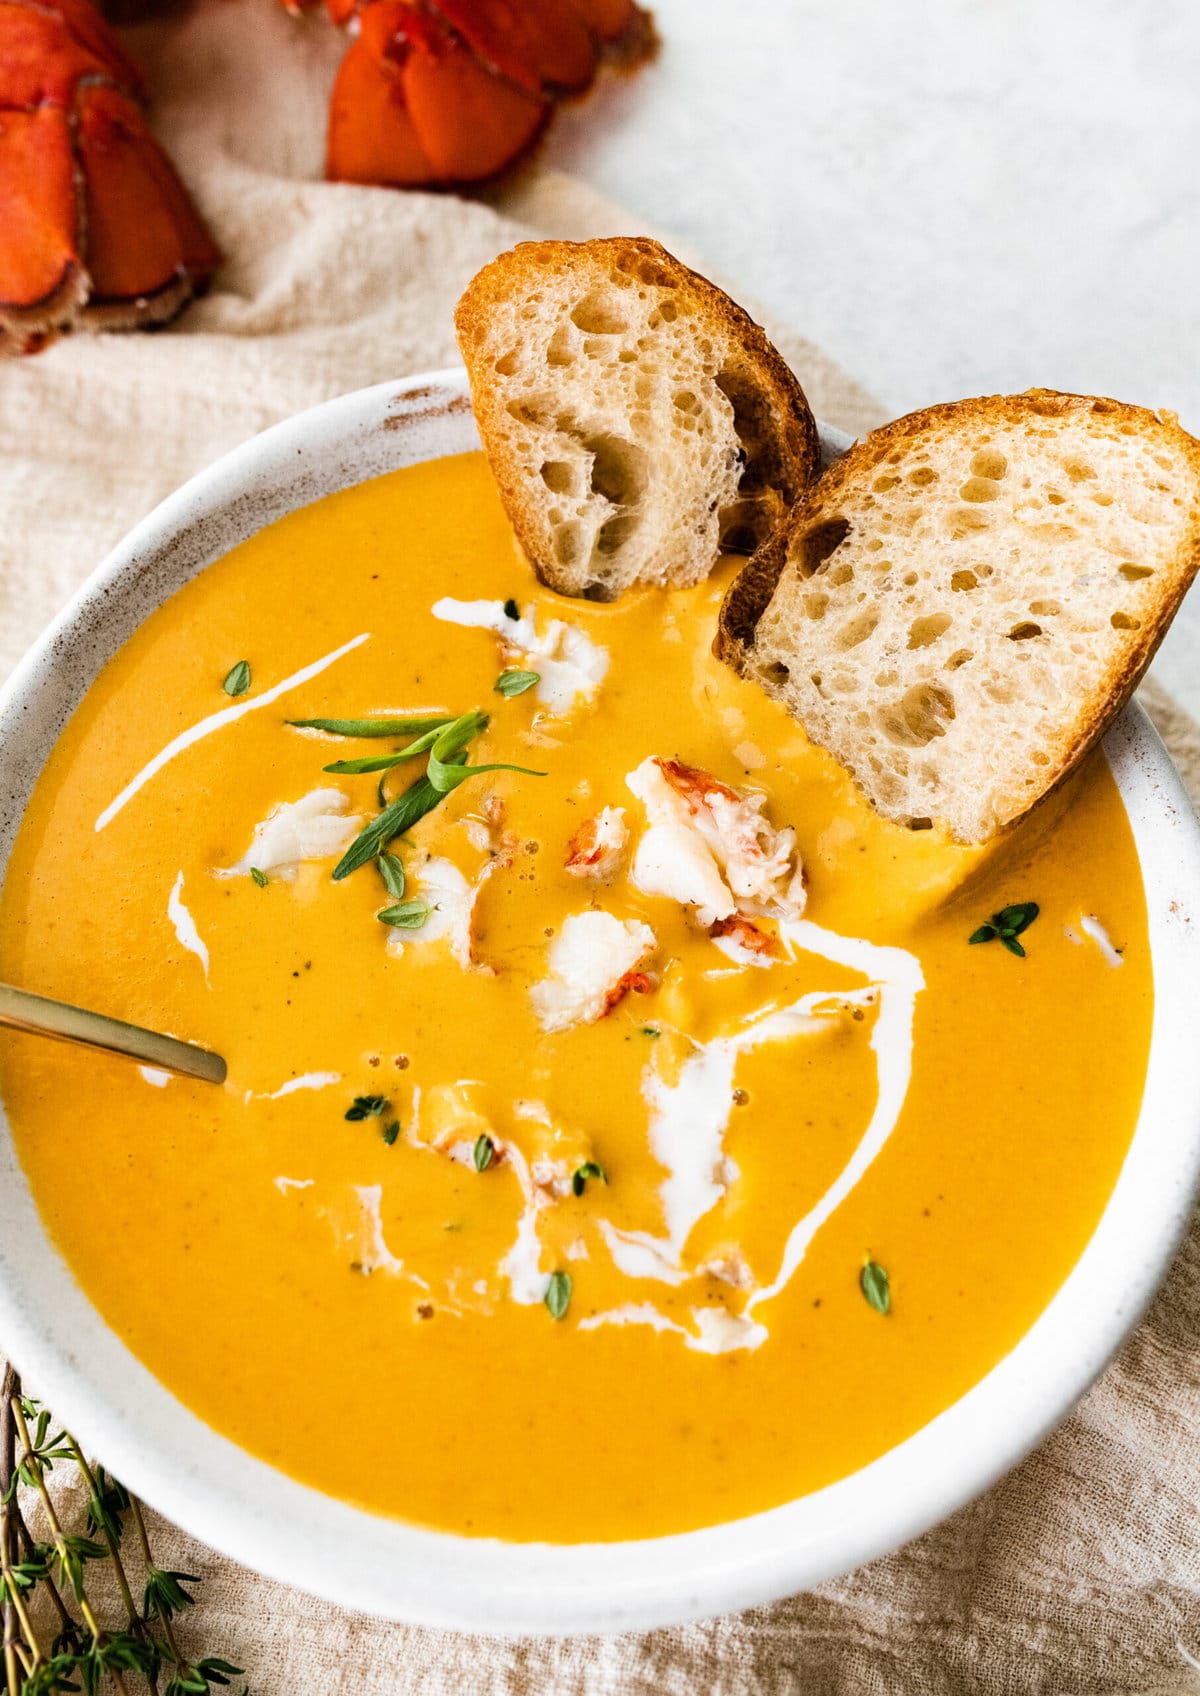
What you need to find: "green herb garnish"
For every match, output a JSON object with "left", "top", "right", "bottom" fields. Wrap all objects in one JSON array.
[
  {"left": 544, "top": 1270, "right": 572, "bottom": 1320},
  {"left": 382, "top": 1119, "right": 400, "bottom": 1147},
  {"left": 333, "top": 776, "right": 442, "bottom": 879},
  {"left": 860, "top": 1257, "right": 891, "bottom": 1316},
  {"left": 330, "top": 712, "right": 544, "bottom": 880},
  {"left": 572, "top": 1161, "right": 607, "bottom": 1197},
  {"left": 323, "top": 725, "right": 444, "bottom": 775},
  {"left": 1, "top": 1374, "right": 245, "bottom": 1694},
  {"left": 641, "top": 1026, "right": 660, "bottom": 1039},
  {"left": 969, "top": 901, "right": 1040, "bottom": 958},
  {"left": 377, "top": 900, "right": 430, "bottom": 930},
  {"left": 377, "top": 853, "right": 405, "bottom": 899},
  {"left": 473, "top": 1134, "right": 494, "bottom": 1172},
  {"left": 143, "top": 1563, "right": 199, "bottom": 1622},
  {"left": 503, "top": 598, "right": 520, "bottom": 621},
  {"left": 425, "top": 711, "right": 543, "bottom": 793},
  {"left": 495, "top": 669, "right": 540, "bottom": 698},
  {"left": 288, "top": 714, "right": 452, "bottom": 738},
  {"left": 222, "top": 660, "right": 251, "bottom": 697},
  {"left": 166, "top": 1657, "right": 245, "bottom": 1695},
  {"left": 345, "top": 1094, "right": 388, "bottom": 1122},
  {"left": 249, "top": 866, "right": 268, "bottom": 888}
]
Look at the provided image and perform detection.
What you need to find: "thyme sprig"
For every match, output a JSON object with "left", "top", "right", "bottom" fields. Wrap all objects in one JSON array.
[
  {"left": 1, "top": 1366, "right": 247, "bottom": 1696},
  {"left": 969, "top": 901, "right": 1039, "bottom": 957}
]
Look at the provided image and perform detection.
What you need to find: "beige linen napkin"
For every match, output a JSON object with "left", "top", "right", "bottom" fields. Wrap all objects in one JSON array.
[{"left": 2, "top": 4, "right": 1199, "bottom": 1690}]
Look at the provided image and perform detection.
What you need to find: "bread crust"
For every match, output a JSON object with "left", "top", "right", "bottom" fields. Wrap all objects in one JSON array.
[
  {"left": 455, "top": 237, "right": 819, "bottom": 598},
  {"left": 716, "top": 389, "right": 1200, "bottom": 843}
]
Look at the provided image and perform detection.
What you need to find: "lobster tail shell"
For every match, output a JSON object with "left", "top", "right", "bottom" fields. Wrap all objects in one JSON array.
[
  {"left": 0, "top": 0, "right": 219, "bottom": 354},
  {"left": 562, "top": 0, "right": 645, "bottom": 44},
  {"left": 0, "top": 107, "right": 88, "bottom": 342},
  {"left": 327, "top": 1, "right": 550, "bottom": 186},
  {"left": 431, "top": 0, "right": 597, "bottom": 95},
  {"left": 324, "top": 0, "right": 655, "bottom": 189}
]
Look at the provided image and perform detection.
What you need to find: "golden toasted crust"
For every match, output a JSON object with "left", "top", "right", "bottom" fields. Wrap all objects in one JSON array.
[
  {"left": 717, "top": 389, "right": 1200, "bottom": 842},
  {"left": 455, "top": 237, "right": 819, "bottom": 599}
]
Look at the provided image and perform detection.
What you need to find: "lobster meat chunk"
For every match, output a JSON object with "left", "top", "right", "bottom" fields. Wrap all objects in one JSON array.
[
  {"left": 0, "top": 0, "right": 219, "bottom": 355},
  {"left": 324, "top": 0, "right": 656, "bottom": 187}
]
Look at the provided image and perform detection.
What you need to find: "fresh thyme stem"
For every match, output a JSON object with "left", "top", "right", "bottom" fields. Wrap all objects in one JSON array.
[
  {"left": 2, "top": 1368, "right": 43, "bottom": 1686},
  {"left": 0, "top": 1373, "right": 243, "bottom": 1695},
  {"left": 2, "top": 1364, "right": 18, "bottom": 1696},
  {"left": 68, "top": 1438, "right": 160, "bottom": 1695},
  {"left": 1, "top": 1571, "right": 35, "bottom": 1689},
  {"left": 14, "top": 1501, "right": 76, "bottom": 1641},
  {"left": 128, "top": 1496, "right": 186, "bottom": 1676},
  {"left": 10, "top": 1399, "right": 133, "bottom": 1696}
]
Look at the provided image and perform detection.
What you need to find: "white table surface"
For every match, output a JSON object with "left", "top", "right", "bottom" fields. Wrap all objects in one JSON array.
[{"left": 544, "top": 0, "right": 1200, "bottom": 718}]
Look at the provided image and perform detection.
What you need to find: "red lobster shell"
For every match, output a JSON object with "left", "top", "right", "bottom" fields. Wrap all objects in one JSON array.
[
  {"left": 0, "top": 0, "right": 653, "bottom": 355},
  {"left": 315, "top": 0, "right": 656, "bottom": 186},
  {"left": 0, "top": 0, "right": 219, "bottom": 354}
]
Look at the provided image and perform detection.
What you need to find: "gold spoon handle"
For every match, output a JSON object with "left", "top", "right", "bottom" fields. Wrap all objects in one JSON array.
[{"left": 0, "top": 983, "right": 226, "bottom": 1085}]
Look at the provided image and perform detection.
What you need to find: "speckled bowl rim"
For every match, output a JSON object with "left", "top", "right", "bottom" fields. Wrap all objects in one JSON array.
[{"left": 1, "top": 368, "right": 1198, "bottom": 1636}]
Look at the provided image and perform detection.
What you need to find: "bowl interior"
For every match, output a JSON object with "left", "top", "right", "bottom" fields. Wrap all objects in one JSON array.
[{"left": 0, "top": 370, "right": 1198, "bottom": 1635}]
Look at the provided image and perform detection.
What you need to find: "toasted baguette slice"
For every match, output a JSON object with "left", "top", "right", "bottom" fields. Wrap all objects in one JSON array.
[
  {"left": 454, "top": 237, "right": 818, "bottom": 601},
  {"left": 717, "top": 390, "right": 1200, "bottom": 844}
]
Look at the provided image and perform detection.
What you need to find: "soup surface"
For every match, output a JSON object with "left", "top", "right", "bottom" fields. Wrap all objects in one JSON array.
[{"left": 0, "top": 451, "right": 1152, "bottom": 1542}]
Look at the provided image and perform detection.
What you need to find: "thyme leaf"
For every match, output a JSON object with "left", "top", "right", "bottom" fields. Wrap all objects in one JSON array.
[
  {"left": 143, "top": 1565, "right": 199, "bottom": 1622},
  {"left": 382, "top": 1119, "right": 400, "bottom": 1147},
  {"left": 163, "top": 1655, "right": 244, "bottom": 1695},
  {"left": 48, "top": 1535, "right": 106, "bottom": 1603},
  {"left": 572, "top": 1161, "right": 607, "bottom": 1197},
  {"left": 249, "top": 867, "right": 268, "bottom": 888},
  {"left": 495, "top": 669, "right": 540, "bottom": 698},
  {"left": 78, "top": 1629, "right": 161, "bottom": 1689},
  {"left": 377, "top": 853, "right": 406, "bottom": 899},
  {"left": 473, "top": 1134, "right": 494, "bottom": 1172},
  {"left": 377, "top": 900, "right": 430, "bottom": 930},
  {"left": 85, "top": 1465, "right": 129, "bottom": 1545},
  {"left": 222, "top": 661, "right": 251, "bottom": 698},
  {"left": 345, "top": 1094, "right": 388, "bottom": 1122},
  {"left": 545, "top": 1271, "right": 572, "bottom": 1321},
  {"left": 860, "top": 1257, "right": 891, "bottom": 1316}
]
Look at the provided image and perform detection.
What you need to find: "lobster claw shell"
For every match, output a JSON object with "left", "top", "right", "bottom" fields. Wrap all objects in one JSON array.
[
  {"left": 325, "top": 0, "right": 654, "bottom": 189},
  {"left": 0, "top": 0, "right": 220, "bottom": 355}
]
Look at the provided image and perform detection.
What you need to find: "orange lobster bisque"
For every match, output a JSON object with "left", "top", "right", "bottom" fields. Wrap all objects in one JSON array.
[{"left": 0, "top": 451, "right": 1152, "bottom": 1542}]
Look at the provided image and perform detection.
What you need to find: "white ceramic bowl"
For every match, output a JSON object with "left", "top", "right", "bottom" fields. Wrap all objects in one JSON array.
[{"left": 2, "top": 369, "right": 1199, "bottom": 1636}]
